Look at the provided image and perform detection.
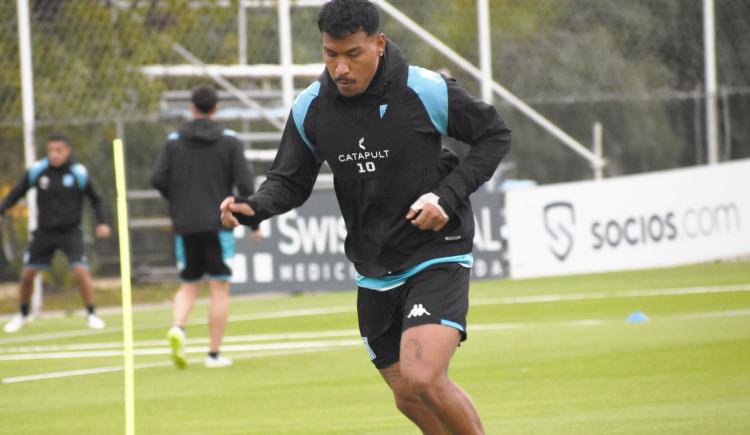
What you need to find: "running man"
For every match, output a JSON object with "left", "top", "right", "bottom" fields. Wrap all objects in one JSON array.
[
  {"left": 1, "top": 133, "right": 111, "bottom": 333},
  {"left": 220, "top": 1, "right": 510, "bottom": 433},
  {"left": 151, "top": 85, "right": 260, "bottom": 369}
]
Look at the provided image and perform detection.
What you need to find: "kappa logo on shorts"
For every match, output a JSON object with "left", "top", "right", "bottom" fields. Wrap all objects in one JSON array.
[{"left": 407, "top": 303, "right": 431, "bottom": 318}]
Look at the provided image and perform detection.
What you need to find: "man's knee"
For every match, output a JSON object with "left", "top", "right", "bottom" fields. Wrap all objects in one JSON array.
[
  {"left": 393, "top": 390, "right": 424, "bottom": 417},
  {"left": 400, "top": 366, "right": 448, "bottom": 402},
  {"left": 208, "top": 280, "right": 230, "bottom": 295}
]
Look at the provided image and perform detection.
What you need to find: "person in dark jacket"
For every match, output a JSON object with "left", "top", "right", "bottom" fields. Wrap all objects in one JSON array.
[
  {"left": 221, "top": 1, "right": 510, "bottom": 432},
  {"left": 151, "top": 85, "right": 260, "bottom": 369},
  {"left": 0, "top": 133, "right": 111, "bottom": 333}
]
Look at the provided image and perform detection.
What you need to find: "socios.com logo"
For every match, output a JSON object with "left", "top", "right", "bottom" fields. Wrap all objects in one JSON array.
[
  {"left": 543, "top": 202, "right": 575, "bottom": 262},
  {"left": 541, "top": 200, "right": 741, "bottom": 261},
  {"left": 590, "top": 204, "right": 741, "bottom": 249}
]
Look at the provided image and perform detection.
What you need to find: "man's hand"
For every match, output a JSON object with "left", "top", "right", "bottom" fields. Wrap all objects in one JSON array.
[
  {"left": 406, "top": 193, "right": 449, "bottom": 232},
  {"left": 220, "top": 196, "right": 255, "bottom": 229},
  {"left": 96, "top": 224, "right": 112, "bottom": 239}
]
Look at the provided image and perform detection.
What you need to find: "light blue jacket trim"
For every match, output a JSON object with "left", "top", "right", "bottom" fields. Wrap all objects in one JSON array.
[
  {"left": 28, "top": 159, "right": 49, "bottom": 185},
  {"left": 355, "top": 253, "right": 473, "bottom": 291},
  {"left": 291, "top": 81, "right": 322, "bottom": 159},
  {"left": 167, "top": 131, "right": 179, "bottom": 140},
  {"left": 70, "top": 163, "right": 89, "bottom": 190},
  {"left": 222, "top": 128, "right": 237, "bottom": 137},
  {"left": 440, "top": 319, "right": 465, "bottom": 332},
  {"left": 407, "top": 66, "right": 448, "bottom": 135}
]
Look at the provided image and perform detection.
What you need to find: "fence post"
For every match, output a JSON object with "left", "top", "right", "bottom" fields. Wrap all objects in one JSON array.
[
  {"left": 238, "top": 0, "right": 247, "bottom": 65},
  {"left": 278, "top": 0, "right": 294, "bottom": 113},
  {"left": 16, "top": 0, "right": 43, "bottom": 314},
  {"left": 477, "top": 0, "right": 493, "bottom": 105},
  {"left": 703, "top": 0, "right": 719, "bottom": 164},
  {"left": 593, "top": 122, "right": 604, "bottom": 180},
  {"left": 720, "top": 86, "right": 732, "bottom": 160}
]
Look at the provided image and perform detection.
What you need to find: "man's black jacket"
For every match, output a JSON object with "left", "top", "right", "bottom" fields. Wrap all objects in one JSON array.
[
  {"left": 0, "top": 158, "right": 107, "bottom": 232},
  {"left": 151, "top": 118, "right": 255, "bottom": 234},
  {"left": 236, "top": 41, "right": 511, "bottom": 277}
]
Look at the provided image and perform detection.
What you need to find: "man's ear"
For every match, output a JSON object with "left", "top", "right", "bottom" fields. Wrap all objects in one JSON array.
[{"left": 377, "top": 33, "right": 386, "bottom": 55}]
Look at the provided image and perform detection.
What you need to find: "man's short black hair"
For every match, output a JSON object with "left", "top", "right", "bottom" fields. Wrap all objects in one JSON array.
[
  {"left": 191, "top": 85, "right": 218, "bottom": 114},
  {"left": 317, "top": 0, "right": 380, "bottom": 39},
  {"left": 47, "top": 132, "right": 71, "bottom": 147}
]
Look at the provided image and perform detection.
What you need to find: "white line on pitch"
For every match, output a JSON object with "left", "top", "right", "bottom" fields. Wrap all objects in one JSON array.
[
  {"left": 0, "top": 329, "right": 361, "bottom": 354},
  {"left": 0, "top": 307, "right": 354, "bottom": 345},
  {"left": 471, "top": 284, "right": 750, "bottom": 306},
  {"left": 0, "top": 339, "right": 363, "bottom": 361},
  {"left": 666, "top": 308, "right": 750, "bottom": 320},
  {"left": 0, "top": 328, "right": 117, "bottom": 345},
  {"left": 1, "top": 348, "right": 332, "bottom": 384},
  {"left": 227, "top": 306, "right": 353, "bottom": 322}
]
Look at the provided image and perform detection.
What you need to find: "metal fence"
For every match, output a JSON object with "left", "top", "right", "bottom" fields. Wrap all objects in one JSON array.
[{"left": 1, "top": 0, "right": 748, "bottom": 283}]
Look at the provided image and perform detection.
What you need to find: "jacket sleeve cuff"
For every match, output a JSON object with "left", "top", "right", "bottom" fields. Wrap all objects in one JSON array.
[
  {"left": 233, "top": 195, "right": 263, "bottom": 228},
  {"left": 431, "top": 188, "right": 457, "bottom": 218}
]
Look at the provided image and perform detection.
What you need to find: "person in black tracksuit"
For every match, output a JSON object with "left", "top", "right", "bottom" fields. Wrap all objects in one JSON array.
[
  {"left": 151, "top": 85, "right": 260, "bottom": 369},
  {"left": 0, "top": 133, "right": 112, "bottom": 333},
  {"left": 221, "top": 1, "right": 510, "bottom": 432}
]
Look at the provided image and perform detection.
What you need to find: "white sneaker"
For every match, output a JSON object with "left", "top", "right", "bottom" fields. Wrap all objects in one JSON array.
[
  {"left": 167, "top": 326, "right": 188, "bottom": 369},
  {"left": 87, "top": 314, "right": 106, "bottom": 329},
  {"left": 205, "top": 355, "right": 232, "bottom": 368},
  {"left": 4, "top": 314, "right": 32, "bottom": 333}
]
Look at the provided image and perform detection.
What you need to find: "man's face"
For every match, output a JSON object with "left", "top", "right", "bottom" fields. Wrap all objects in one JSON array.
[
  {"left": 323, "top": 31, "right": 386, "bottom": 97},
  {"left": 47, "top": 140, "right": 71, "bottom": 167}
]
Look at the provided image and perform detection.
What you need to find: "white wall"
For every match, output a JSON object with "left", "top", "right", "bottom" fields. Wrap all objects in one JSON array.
[{"left": 506, "top": 159, "right": 750, "bottom": 279}]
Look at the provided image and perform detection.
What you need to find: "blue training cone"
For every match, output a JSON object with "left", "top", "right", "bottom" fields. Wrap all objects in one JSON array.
[{"left": 626, "top": 311, "right": 650, "bottom": 323}]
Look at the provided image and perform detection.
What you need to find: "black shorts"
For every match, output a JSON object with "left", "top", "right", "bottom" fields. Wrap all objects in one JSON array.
[
  {"left": 175, "top": 231, "right": 235, "bottom": 282},
  {"left": 357, "top": 262, "right": 470, "bottom": 370},
  {"left": 24, "top": 228, "right": 86, "bottom": 270}
]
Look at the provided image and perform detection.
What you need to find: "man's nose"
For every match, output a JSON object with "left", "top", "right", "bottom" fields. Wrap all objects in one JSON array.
[{"left": 335, "top": 61, "right": 350, "bottom": 77}]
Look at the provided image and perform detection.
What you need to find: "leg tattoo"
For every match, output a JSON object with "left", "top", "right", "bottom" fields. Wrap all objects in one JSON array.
[{"left": 404, "top": 338, "right": 423, "bottom": 362}]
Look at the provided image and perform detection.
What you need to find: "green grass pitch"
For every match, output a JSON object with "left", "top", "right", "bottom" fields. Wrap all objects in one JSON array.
[{"left": 1, "top": 260, "right": 749, "bottom": 434}]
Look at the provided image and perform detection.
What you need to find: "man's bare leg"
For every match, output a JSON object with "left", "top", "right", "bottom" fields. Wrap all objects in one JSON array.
[
  {"left": 167, "top": 282, "right": 199, "bottom": 368},
  {"left": 172, "top": 282, "right": 200, "bottom": 327},
  {"left": 380, "top": 362, "right": 451, "bottom": 434},
  {"left": 18, "top": 268, "right": 37, "bottom": 307},
  {"left": 3, "top": 268, "right": 39, "bottom": 332},
  {"left": 72, "top": 265, "right": 107, "bottom": 328},
  {"left": 398, "top": 324, "right": 485, "bottom": 435},
  {"left": 207, "top": 280, "right": 230, "bottom": 353},
  {"left": 72, "top": 265, "right": 95, "bottom": 306}
]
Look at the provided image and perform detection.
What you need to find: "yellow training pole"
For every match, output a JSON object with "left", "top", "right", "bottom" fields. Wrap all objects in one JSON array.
[{"left": 113, "top": 138, "right": 135, "bottom": 435}]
